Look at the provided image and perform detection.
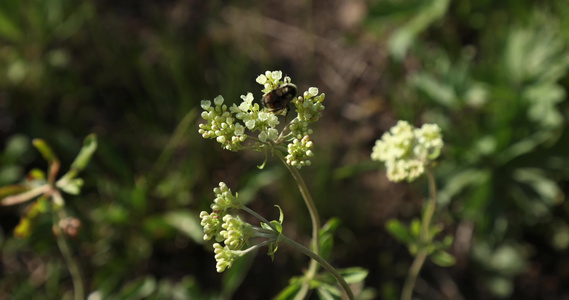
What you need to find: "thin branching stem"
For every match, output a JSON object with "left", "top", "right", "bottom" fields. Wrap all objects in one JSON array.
[
  {"left": 53, "top": 209, "right": 84, "bottom": 300},
  {"left": 279, "top": 234, "right": 354, "bottom": 300},
  {"left": 401, "top": 169, "right": 438, "bottom": 300},
  {"left": 274, "top": 150, "right": 322, "bottom": 298}
]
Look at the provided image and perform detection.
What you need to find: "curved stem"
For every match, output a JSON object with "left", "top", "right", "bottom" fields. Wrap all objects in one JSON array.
[
  {"left": 241, "top": 205, "right": 272, "bottom": 225},
  {"left": 274, "top": 150, "right": 321, "bottom": 299},
  {"left": 53, "top": 209, "right": 84, "bottom": 300},
  {"left": 280, "top": 235, "right": 354, "bottom": 300},
  {"left": 401, "top": 249, "right": 428, "bottom": 300},
  {"left": 401, "top": 169, "right": 438, "bottom": 300}
]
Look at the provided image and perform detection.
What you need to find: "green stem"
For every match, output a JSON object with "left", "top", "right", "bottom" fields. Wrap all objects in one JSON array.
[
  {"left": 401, "top": 169, "right": 438, "bottom": 300},
  {"left": 275, "top": 150, "right": 321, "bottom": 297},
  {"left": 53, "top": 210, "right": 84, "bottom": 300},
  {"left": 280, "top": 235, "right": 354, "bottom": 300},
  {"left": 275, "top": 151, "right": 320, "bottom": 254}
]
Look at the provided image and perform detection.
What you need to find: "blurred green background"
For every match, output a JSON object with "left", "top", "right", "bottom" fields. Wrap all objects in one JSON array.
[{"left": 1, "top": 0, "right": 569, "bottom": 299}]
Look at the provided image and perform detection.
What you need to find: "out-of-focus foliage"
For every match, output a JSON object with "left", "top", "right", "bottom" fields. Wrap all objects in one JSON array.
[
  {"left": 1, "top": 0, "right": 569, "bottom": 299},
  {"left": 371, "top": 0, "right": 569, "bottom": 298}
]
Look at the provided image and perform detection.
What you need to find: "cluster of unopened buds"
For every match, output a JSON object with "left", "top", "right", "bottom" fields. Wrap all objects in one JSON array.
[
  {"left": 371, "top": 120, "right": 443, "bottom": 182},
  {"left": 199, "top": 182, "right": 280, "bottom": 273},
  {"left": 198, "top": 70, "right": 325, "bottom": 169}
]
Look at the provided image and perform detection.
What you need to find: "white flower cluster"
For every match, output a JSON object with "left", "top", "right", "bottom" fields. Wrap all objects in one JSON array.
[
  {"left": 199, "top": 70, "right": 325, "bottom": 169},
  {"left": 230, "top": 92, "right": 280, "bottom": 142},
  {"left": 286, "top": 135, "right": 314, "bottom": 169},
  {"left": 198, "top": 96, "right": 247, "bottom": 151},
  {"left": 213, "top": 243, "right": 239, "bottom": 273},
  {"left": 200, "top": 182, "right": 255, "bottom": 273},
  {"left": 371, "top": 121, "right": 443, "bottom": 182},
  {"left": 289, "top": 87, "right": 325, "bottom": 139},
  {"left": 256, "top": 70, "right": 288, "bottom": 94},
  {"left": 199, "top": 182, "right": 241, "bottom": 242}
]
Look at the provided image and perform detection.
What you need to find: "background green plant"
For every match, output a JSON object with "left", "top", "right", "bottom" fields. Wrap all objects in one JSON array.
[{"left": 1, "top": 0, "right": 569, "bottom": 299}]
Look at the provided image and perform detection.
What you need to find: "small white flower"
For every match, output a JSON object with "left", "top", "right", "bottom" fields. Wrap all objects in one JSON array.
[
  {"left": 214, "top": 95, "right": 224, "bottom": 106},
  {"left": 308, "top": 87, "right": 319, "bottom": 96},
  {"left": 201, "top": 100, "right": 212, "bottom": 110},
  {"left": 256, "top": 75, "right": 267, "bottom": 84},
  {"left": 234, "top": 124, "right": 245, "bottom": 136}
]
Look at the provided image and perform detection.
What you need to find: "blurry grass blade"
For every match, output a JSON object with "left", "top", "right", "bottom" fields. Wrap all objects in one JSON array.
[
  {"left": 0, "top": 184, "right": 29, "bottom": 199},
  {"left": 513, "top": 168, "right": 562, "bottom": 206},
  {"left": 496, "top": 131, "right": 550, "bottom": 164},
  {"left": 410, "top": 73, "right": 457, "bottom": 107},
  {"left": 438, "top": 168, "right": 490, "bottom": 206},
  {"left": 152, "top": 109, "right": 197, "bottom": 175},
  {"left": 163, "top": 210, "right": 203, "bottom": 244},
  {"left": 33, "top": 139, "right": 58, "bottom": 164},
  {"left": 389, "top": 0, "right": 450, "bottom": 60}
]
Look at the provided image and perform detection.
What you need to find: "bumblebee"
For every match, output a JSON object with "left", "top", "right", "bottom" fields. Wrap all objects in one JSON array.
[{"left": 262, "top": 83, "right": 297, "bottom": 115}]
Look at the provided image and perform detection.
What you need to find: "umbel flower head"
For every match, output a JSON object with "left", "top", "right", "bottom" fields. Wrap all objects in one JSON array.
[
  {"left": 371, "top": 121, "right": 443, "bottom": 182},
  {"left": 198, "top": 70, "right": 325, "bottom": 169},
  {"left": 200, "top": 182, "right": 282, "bottom": 273}
]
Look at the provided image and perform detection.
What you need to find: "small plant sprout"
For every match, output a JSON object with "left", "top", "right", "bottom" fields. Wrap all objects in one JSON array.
[
  {"left": 372, "top": 121, "right": 454, "bottom": 300},
  {"left": 0, "top": 134, "right": 97, "bottom": 300},
  {"left": 199, "top": 71, "right": 365, "bottom": 300}
]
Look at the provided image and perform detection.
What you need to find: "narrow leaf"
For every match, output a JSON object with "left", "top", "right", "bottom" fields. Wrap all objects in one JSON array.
[
  {"left": 32, "top": 139, "right": 58, "bottom": 164},
  {"left": 386, "top": 219, "right": 414, "bottom": 244},
  {"left": 430, "top": 250, "right": 456, "bottom": 267}
]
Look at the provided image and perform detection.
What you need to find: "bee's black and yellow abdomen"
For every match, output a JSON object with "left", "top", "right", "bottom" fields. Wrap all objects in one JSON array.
[{"left": 262, "top": 83, "right": 297, "bottom": 114}]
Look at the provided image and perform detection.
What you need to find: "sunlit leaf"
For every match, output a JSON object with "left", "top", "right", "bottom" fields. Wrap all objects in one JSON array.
[
  {"left": 386, "top": 219, "right": 414, "bottom": 244},
  {"left": 430, "top": 250, "right": 456, "bottom": 267}
]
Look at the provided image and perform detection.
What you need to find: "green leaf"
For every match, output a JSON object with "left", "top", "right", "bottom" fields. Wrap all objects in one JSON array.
[
  {"left": 385, "top": 219, "right": 414, "bottom": 244},
  {"left": 441, "top": 235, "right": 454, "bottom": 248},
  {"left": 430, "top": 250, "right": 456, "bottom": 267},
  {"left": 316, "top": 283, "right": 341, "bottom": 300},
  {"left": 319, "top": 218, "right": 340, "bottom": 260},
  {"left": 276, "top": 205, "right": 284, "bottom": 224},
  {"left": 267, "top": 241, "right": 279, "bottom": 261},
  {"left": 410, "top": 219, "right": 421, "bottom": 237},
  {"left": 62, "top": 134, "right": 98, "bottom": 180},
  {"left": 270, "top": 220, "right": 282, "bottom": 234},
  {"left": 428, "top": 223, "right": 444, "bottom": 240},
  {"left": 388, "top": 0, "right": 451, "bottom": 60},
  {"left": 57, "top": 178, "right": 83, "bottom": 195},
  {"left": 274, "top": 278, "right": 303, "bottom": 300},
  {"left": 338, "top": 267, "right": 369, "bottom": 284},
  {"left": 32, "top": 139, "right": 58, "bottom": 164}
]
